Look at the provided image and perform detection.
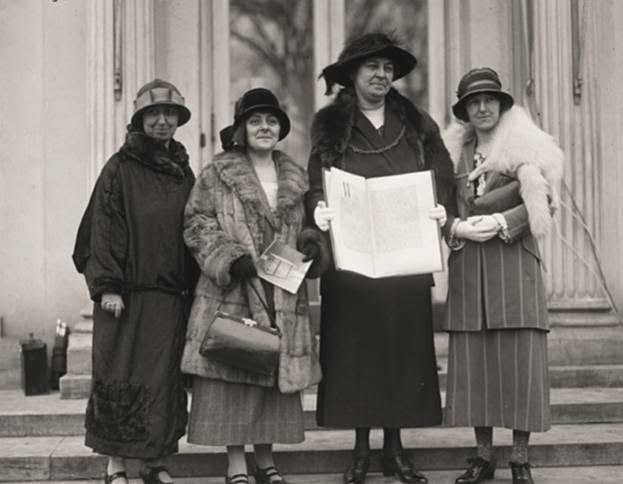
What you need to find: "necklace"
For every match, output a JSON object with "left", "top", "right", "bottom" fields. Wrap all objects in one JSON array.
[{"left": 348, "top": 125, "right": 406, "bottom": 154}]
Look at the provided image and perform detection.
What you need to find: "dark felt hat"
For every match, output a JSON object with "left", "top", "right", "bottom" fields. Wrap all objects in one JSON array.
[
  {"left": 320, "top": 32, "right": 417, "bottom": 94},
  {"left": 131, "top": 78, "right": 191, "bottom": 128},
  {"left": 452, "top": 67, "right": 514, "bottom": 122},
  {"left": 220, "top": 88, "right": 290, "bottom": 150}
]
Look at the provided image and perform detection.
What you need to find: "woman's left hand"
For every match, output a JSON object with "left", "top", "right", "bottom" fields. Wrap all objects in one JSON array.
[
  {"left": 301, "top": 241, "right": 320, "bottom": 262},
  {"left": 429, "top": 204, "right": 447, "bottom": 227}
]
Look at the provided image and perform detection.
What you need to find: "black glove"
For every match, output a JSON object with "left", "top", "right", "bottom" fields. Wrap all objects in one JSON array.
[
  {"left": 229, "top": 255, "right": 258, "bottom": 279},
  {"left": 301, "top": 242, "right": 320, "bottom": 263}
]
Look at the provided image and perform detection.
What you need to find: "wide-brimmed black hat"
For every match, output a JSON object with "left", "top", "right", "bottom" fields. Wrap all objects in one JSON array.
[
  {"left": 131, "top": 78, "right": 191, "bottom": 128},
  {"left": 320, "top": 32, "right": 417, "bottom": 94},
  {"left": 220, "top": 88, "right": 291, "bottom": 150},
  {"left": 452, "top": 67, "right": 514, "bottom": 122}
]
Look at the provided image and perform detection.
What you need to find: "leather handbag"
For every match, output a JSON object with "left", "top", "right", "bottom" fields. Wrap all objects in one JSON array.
[{"left": 199, "top": 280, "right": 281, "bottom": 377}]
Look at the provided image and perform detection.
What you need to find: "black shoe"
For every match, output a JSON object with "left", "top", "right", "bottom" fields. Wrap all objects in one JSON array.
[
  {"left": 343, "top": 455, "right": 370, "bottom": 484},
  {"left": 104, "top": 471, "right": 128, "bottom": 484},
  {"left": 225, "top": 474, "right": 248, "bottom": 484},
  {"left": 455, "top": 456, "right": 496, "bottom": 483},
  {"left": 140, "top": 466, "right": 173, "bottom": 484},
  {"left": 381, "top": 453, "right": 428, "bottom": 483},
  {"left": 253, "top": 465, "right": 290, "bottom": 484},
  {"left": 510, "top": 461, "right": 534, "bottom": 484}
]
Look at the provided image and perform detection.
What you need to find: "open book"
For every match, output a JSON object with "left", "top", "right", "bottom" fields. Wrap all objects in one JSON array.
[
  {"left": 323, "top": 167, "right": 444, "bottom": 278},
  {"left": 256, "top": 240, "right": 312, "bottom": 294}
]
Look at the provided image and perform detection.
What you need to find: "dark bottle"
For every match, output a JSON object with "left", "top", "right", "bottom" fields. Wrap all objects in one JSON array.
[{"left": 20, "top": 333, "right": 48, "bottom": 395}]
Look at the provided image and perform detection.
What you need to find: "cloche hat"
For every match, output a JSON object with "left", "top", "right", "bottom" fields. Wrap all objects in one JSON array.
[
  {"left": 320, "top": 32, "right": 417, "bottom": 94},
  {"left": 220, "top": 88, "right": 291, "bottom": 150},
  {"left": 131, "top": 79, "right": 191, "bottom": 128},
  {"left": 452, "top": 67, "right": 514, "bottom": 122}
]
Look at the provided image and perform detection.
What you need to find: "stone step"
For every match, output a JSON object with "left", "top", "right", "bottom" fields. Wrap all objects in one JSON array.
[
  {"left": 1, "top": 424, "right": 623, "bottom": 481},
  {"left": 3, "top": 387, "right": 623, "bottom": 438},
  {"left": 4, "top": 466, "right": 623, "bottom": 483}
]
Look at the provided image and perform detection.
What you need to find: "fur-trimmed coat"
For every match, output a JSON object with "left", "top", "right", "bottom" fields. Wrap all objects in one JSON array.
[
  {"left": 440, "top": 106, "right": 562, "bottom": 332},
  {"left": 307, "top": 87, "right": 456, "bottom": 220},
  {"left": 181, "top": 149, "right": 327, "bottom": 393}
]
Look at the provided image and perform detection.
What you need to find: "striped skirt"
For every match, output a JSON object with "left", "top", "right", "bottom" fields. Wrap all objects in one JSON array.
[
  {"left": 187, "top": 376, "right": 304, "bottom": 446},
  {"left": 445, "top": 328, "right": 550, "bottom": 432}
]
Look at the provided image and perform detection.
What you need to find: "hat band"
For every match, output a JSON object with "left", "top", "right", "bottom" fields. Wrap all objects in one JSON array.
[
  {"left": 459, "top": 79, "right": 502, "bottom": 96},
  {"left": 134, "top": 87, "right": 185, "bottom": 111}
]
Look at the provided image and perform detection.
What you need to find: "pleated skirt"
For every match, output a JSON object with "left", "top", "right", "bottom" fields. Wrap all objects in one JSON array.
[
  {"left": 445, "top": 328, "right": 550, "bottom": 432},
  {"left": 187, "top": 376, "right": 304, "bottom": 446}
]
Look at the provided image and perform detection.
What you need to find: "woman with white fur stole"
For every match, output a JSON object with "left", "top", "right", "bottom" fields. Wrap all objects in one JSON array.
[{"left": 441, "top": 67, "right": 564, "bottom": 484}]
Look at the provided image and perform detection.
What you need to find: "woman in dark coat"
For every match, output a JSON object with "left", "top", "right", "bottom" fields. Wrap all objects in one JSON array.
[
  {"left": 181, "top": 88, "right": 328, "bottom": 484},
  {"left": 306, "top": 33, "right": 456, "bottom": 484},
  {"left": 72, "top": 79, "right": 197, "bottom": 484},
  {"left": 441, "top": 68, "right": 563, "bottom": 484}
]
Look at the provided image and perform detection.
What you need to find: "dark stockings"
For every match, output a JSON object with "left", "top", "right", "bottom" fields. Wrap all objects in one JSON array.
[{"left": 352, "top": 427, "right": 405, "bottom": 457}]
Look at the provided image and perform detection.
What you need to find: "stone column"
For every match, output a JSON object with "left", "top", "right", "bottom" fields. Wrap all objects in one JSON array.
[{"left": 60, "top": 0, "right": 156, "bottom": 399}]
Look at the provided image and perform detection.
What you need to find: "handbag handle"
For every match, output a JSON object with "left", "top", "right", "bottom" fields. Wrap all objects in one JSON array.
[
  {"left": 246, "top": 278, "right": 276, "bottom": 328},
  {"left": 216, "top": 277, "right": 277, "bottom": 329}
]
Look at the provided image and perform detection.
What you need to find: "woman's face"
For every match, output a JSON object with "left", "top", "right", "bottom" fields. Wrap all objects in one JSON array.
[
  {"left": 245, "top": 111, "right": 280, "bottom": 153},
  {"left": 353, "top": 56, "right": 394, "bottom": 104},
  {"left": 142, "top": 105, "right": 179, "bottom": 143},
  {"left": 465, "top": 93, "right": 501, "bottom": 133}
]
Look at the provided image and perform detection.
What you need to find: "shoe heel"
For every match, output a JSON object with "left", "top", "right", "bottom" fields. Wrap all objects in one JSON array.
[
  {"left": 380, "top": 459, "right": 394, "bottom": 477},
  {"left": 482, "top": 466, "right": 496, "bottom": 479}
]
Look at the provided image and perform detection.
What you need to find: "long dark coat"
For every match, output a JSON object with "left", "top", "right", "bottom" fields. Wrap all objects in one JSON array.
[
  {"left": 73, "top": 130, "right": 197, "bottom": 459},
  {"left": 306, "top": 88, "right": 456, "bottom": 428}
]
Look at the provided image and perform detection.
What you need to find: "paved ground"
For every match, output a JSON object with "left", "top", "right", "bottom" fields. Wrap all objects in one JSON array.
[{"left": 3, "top": 466, "right": 623, "bottom": 484}]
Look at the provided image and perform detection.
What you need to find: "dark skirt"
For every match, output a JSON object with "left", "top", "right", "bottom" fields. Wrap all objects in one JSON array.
[
  {"left": 445, "top": 328, "right": 551, "bottom": 432},
  {"left": 85, "top": 293, "right": 188, "bottom": 459},
  {"left": 316, "top": 271, "right": 442, "bottom": 428},
  {"left": 187, "top": 376, "right": 304, "bottom": 445}
]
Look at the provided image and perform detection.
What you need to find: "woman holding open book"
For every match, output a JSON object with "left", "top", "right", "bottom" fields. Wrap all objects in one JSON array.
[
  {"left": 180, "top": 88, "right": 328, "bottom": 484},
  {"left": 306, "top": 32, "right": 456, "bottom": 484},
  {"left": 441, "top": 67, "right": 563, "bottom": 484}
]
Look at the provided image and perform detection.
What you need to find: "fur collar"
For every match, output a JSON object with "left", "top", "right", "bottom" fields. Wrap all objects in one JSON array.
[
  {"left": 442, "top": 105, "right": 564, "bottom": 237},
  {"left": 212, "top": 148, "right": 308, "bottom": 227},
  {"left": 121, "top": 130, "right": 191, "bottom": 179},
  {"left": 311, "top": 87, "right": 436, "bottom": 168}
]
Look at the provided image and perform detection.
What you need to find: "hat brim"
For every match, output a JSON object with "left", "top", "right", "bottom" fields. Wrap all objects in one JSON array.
[
  {"left": 131, "top": 102, "right": 192, "bottom": 128},
  {"left": 235, "top": 105, "right": 291, "bottom": 141},
  {"left": 452, "top": 89, "right": 514, "bottom": 122},
  {"left": 322, "top": 45, "right": 417, "bottom": 88}
]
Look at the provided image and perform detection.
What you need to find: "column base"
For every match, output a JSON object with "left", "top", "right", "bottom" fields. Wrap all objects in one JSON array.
[{"left": 549, "top": 310, "right": 623, "bottom": 366}]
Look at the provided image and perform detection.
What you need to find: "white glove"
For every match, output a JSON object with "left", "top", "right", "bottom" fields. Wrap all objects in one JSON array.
[
  {"left": 314, "top": 201, "right": 335, "bottom": 232},
  {"left": 428, "top": 204, "right": 447, "bottom": 227}
]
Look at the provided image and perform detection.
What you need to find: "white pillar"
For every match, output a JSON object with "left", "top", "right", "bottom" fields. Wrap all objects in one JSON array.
[
  {"left": 531, "top": 0, "right": 616, "bottom": 324},
  {"left": 313, "top": 0, "right": 344, "bottom": 110}
]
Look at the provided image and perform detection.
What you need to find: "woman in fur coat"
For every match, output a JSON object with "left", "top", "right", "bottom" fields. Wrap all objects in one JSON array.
[
  {"left": 72, "top": 79, "right": 197, "bottom": 484},
  {"left": 441, "top": 67, "right": 563, "bottom": 484},
  {"left": 181, "top": 88, "right": 327, "bottom": 484},
  {"left": 307, "top": 33, "right": 456, "bottom": 484}
]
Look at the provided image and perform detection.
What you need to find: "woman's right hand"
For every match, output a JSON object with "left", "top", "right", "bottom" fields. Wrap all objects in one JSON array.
[
  {"left": 229, "top": 255, "right": 258, "bottom": 280},
  {"left": 101, "top": 293, "right": 124, "bottom": 318},
  {"left": 454, "top": 216, "right": 500, "bottom": 242},
  {"left": 314, "top": 201, "right": 335, "bottom": 232}
]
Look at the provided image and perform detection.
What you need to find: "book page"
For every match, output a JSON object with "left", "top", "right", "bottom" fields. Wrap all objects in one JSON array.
[
  {"left": 367, "top": 170, "right": 443, "bottom": 277},
  {"left": 323, "top": 169, "right": 375, "bottom": 276}
]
